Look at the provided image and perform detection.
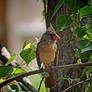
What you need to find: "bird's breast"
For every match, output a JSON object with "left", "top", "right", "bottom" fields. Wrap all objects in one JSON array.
[{"left": 38, "top": 41, "right": 57, "bottom": 67}]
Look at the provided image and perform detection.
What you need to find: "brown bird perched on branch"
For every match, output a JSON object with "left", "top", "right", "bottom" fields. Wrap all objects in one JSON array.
[{"left": 36, "top": 24, "right": 60, "bottom": 88}]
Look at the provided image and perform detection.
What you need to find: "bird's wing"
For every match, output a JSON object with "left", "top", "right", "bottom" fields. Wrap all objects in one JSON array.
[
  {"left": 54, "top": 49, "right": 59, "bottom": 66},
  {"left": 36, "top": 43, "right": 41, "bottom": 69}
]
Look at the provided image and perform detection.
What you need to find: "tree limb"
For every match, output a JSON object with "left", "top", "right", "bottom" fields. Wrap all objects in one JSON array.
[{"left": 0, "top": 62, "right": 92, "bottom": 89}]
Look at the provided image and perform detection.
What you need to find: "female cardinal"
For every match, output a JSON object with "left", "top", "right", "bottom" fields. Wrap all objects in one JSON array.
[{"left": 36, "top": 24, "right": 60, "bottom": 88}]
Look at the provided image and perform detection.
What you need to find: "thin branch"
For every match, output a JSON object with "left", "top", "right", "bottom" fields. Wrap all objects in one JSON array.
[
  {"left": 38, "top": 77, "right": 44, "bottom": 92},
  {"left": 18, "top": 83, "right": 27, "bottom": 92},
  {"left": 17, "top": 78, "right": 37, "bottom": 92},
  {"left": 0, "top": 62, "right": 92, "bottom": 89},
  {"left": 62, "top": 78, "right": 92, "bottom": 92}
]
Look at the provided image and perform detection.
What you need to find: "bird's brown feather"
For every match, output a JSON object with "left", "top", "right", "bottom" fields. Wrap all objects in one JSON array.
[{"left": 36, "top": 26, "right": 60, "bottom": 88}]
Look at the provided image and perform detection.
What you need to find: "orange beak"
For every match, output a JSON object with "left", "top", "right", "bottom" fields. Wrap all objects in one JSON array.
[{"left": 53, "top": 34, "right": 60, "bottom": 40}]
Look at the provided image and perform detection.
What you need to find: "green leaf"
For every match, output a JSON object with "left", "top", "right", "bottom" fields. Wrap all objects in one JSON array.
[
  {"left": 87, "top": 28, "right": 92, "bottom": 34},
  {"left": 52, "top": 0, "right": 64, "bottom": 18},
  {"left": 61, "top": 76, "right": 80, "bottom": 84},
  {"left": 81, "top": 66, "right": 92, "bottom": 77},
  {"left": 5, "top": 54, "right": 17, "bottom": 66},
  {"left": 41, "top": 72, "right": 49, "bottom": 78},
  {"left": 86, "top": 27, "right": 92, "bottom": 40},
  {"left": 79, "top": 5, "right": 92, "bottom": 19},
  {"left": 61, "top": 76, "right": 72, "bottom": 80},
  {"left": 88, "top": 81, "right": 92, "bottom": 92},
  {"left": 77, "top": 59, "right": 82, "bottom": 64},
  {"left": 29, "top": 67, "right": 50, "bottom": 92},
  {"left": 78, "top": 39, "right": 92, "bottom": 52},
  {"left": 83, "top": 35, "right": 89, "bottom": 39},
  {"left": 80, "top": 51, "right": 91, "bottom": 60},
  {"left": 74, "top": 27, "right": 86, "bottom": 38},
  {"left": 0, "top": 79, "right": 4, "bottom": 83},
  {"left": 85, "top": 22, "right": 92, "bottom": 29},
  {"left": 81, "top": 56, "right": 92, "bottom": 78},
  {"left": 8, "top": 84, "right": 19, "bottom": 92},
  {"left": 87, "top": 31, "right": 92, "bottom": 40},
  {"left": 73, "top": 78, "right": 80, "bottom": 82},
  {"left": 23, "top": 43, "right": 31, "bottom": 50},
  {"left": 0, "top": 66, "right": 13, "bottom": 78},
  {"left": 76, "top": 49, "right": 91, "bottom": 60},
  {"left": 81, "top": 82, "right": 88, "bottom": 92},
  {"left": 88, "top": 0, "right": 91, "bottom": 5},
  {"left": 73, "top": 23, "right": 79, "bottom": 30},
  {"left": 20, "top": 43, "right": 36, "bottom": 65},
  {"left": 81, "top": 45, "right": 92, "bottom": 53},
  {"left": 78, "top": 39, "right": 91, "bottom": 49},
  {"left": 88, "top": 55, "right": 92, "bottom": 62},
  {"left": 12, "top": 68, "right": 26, "bottom": 76},
  {"left": 56, "top": 15, "right": 72, "bottom": 31},
  {"left": 64, "top": 0, "right": 88, "bottom": 12}
]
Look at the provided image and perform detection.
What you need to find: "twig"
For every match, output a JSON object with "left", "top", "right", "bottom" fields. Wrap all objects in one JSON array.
[
  {"left": 18, "top": 83, "right": 27, "bottom": 92},
  {"left": 62, "top": 78, "right": 92, "bottom": 92},
  {"left": 38, "top": 77, "right": 44, "bottom": 92},
  {"left": 0, "top": 62, "right": 92, "bottom": 89},
  {"left": 18, "top": 78, "right": 37, "bottom": 92}
]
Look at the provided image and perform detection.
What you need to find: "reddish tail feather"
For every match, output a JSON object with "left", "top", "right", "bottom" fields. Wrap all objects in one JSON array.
[{"left": 45, "top": 70, "right": 56, "bottom": 88}]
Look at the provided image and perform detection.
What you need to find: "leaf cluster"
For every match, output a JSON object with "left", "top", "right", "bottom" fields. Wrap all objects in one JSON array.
[{"left": 52, "top": 0, "right": 92, "bottom": 91}]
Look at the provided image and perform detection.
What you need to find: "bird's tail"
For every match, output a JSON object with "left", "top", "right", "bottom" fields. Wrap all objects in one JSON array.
[{"left": 45, "top": 70, "right": 56, "bottom": 88}]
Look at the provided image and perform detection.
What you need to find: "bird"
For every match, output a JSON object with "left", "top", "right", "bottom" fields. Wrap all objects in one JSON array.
[{"left": 36, "top": 24, "right": 60, "bottom": 88}]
